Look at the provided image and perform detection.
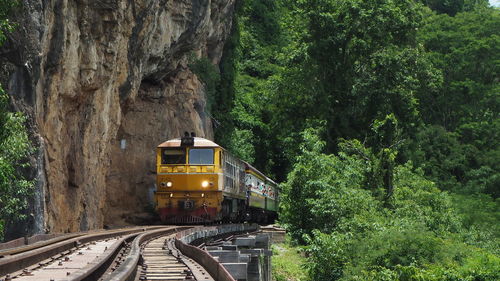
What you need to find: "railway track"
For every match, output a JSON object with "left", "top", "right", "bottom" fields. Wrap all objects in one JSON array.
[
  {"left": 100, "top": 227, "right": 212, "bottom": 281},
  {"left": 0, "top": 226, "right": 192, "bottom": 281},
  {"left": 0, "top": 224, "right": 258, "bottom": 281},
  {"left": 136, "top": 235, "right": 212, "bottom": 281},
  {"left": 0, "top": 234, "right": 83, "bottom": 258},
  {"left": 8, "top": 237, "right": 123, "bottom": 280}
]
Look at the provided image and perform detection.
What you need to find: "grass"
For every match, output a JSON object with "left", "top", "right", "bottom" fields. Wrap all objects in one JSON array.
[{"left": 272, "top": 238, "right": 308, "bottom": 281}]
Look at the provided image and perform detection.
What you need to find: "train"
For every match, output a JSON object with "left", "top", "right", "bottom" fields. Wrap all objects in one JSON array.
[{"left": 154, "top": 133, "right": 279, "bottom": 224}]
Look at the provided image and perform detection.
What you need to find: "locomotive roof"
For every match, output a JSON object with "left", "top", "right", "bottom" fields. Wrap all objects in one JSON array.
[{"left": 157, "top": 137, "right": 220, "bottom": 148}]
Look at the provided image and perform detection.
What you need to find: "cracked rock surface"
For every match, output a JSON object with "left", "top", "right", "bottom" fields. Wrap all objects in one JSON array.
[{"left": 1, "top": 0, "right": 235, "bottom": 233}]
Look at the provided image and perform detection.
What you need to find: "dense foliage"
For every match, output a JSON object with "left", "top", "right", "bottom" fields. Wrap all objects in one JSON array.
[
  {"left": 411, "top": 7, "right": 500, "bottom": 197},
  {"left": 0, "top": 0, "right": 33, "bottom": 241},
  {"left": 282, "top": 129, "right": 499, "bottom": 279},
  {"left": 201, "top": 0, "right": 500, "bottom": 279},
  {"left": 0, "top": 91, "right": 33, "bottom": 240}
]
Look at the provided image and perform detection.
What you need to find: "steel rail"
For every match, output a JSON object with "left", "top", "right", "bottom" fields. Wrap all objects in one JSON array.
[
  {"left": 105, "top": 224, "right": 258, "bottom": 281},
  {"left": 61, "top": 231, "right": 141, "bottom": 281},
  {"left": 0, "top": 226, "right": 165, "bottom": 277},
  {"left": 1, "top": 224, "right": 262, "bottom": 281},
  {"left": 0, "top": 234, "right": 82, "bottom": 257},
  {"left": 103, "top": 226, "right": 192, "bottom": 281}
]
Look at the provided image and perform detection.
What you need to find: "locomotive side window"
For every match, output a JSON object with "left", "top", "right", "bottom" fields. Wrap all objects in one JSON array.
[
  {"left": 162, "top": 149, "right": 186, "bottom": 164},
  {"left": 189, "top": 148, "right": 214, "bottom": 165}
]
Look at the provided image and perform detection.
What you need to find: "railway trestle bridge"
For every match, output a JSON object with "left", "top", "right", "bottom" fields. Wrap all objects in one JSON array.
[{"left": 0, "top": 224, "right": 285, "bottom": 281}]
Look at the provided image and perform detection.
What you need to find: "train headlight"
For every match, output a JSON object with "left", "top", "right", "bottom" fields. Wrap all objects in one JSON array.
[
  {"left": 202, "top": 180, "right": 209, "bottom": 188},
  {"left": 160, "top": 181, "right": 172, "bottom": 188}
]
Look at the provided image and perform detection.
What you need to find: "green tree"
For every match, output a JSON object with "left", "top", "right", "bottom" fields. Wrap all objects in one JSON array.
[
  {"left": 0, "top": 91, "right": 33, "bottom": 240},
  {"left": 0, "top": 0, "right": 33, "bottom": 240},
  {"left": 0, "top": 0, "right": 17, "bottom": 42},
  {"left": 370, "top": 114, "right": 403, "bottom": 200},
  {"left": 222, "top": 1, "right": 500, "bottom": 280},
  {"left": 417, "top": 7, "right": 499, "bottom": 130},
  {"left": 222, "top": 0, "right": 288, "bottom": 177},
  {"left": 213, "top": 2, "right": 240, "bottom": 148},
  {"left": 281, "top": 127, "right": 378, "bottom": 242},
  {"left": 281, "top": 128, "right": 500, "bottom": 280},
  {"left": 418, "top": 0, "right": 489, "bottom": 16},
  {"left": 408, "top": 125, "right": 468, "bottom": 190},
  {"left": 414, "top": 7, "right": 500, "bottom": 196},
  {"left": 189, "top": 56, "right": 221, "bottom": 112},
  {"left": 262, "top": 0, "right": 442, "bottom": 161},
  {"left": 286, "top": 138, "right": 498, "bottom": 280}
]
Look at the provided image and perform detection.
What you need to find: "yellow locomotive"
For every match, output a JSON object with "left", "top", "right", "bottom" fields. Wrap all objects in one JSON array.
[{"left": 154, "top": 133, "right": 278, "bottom": 224}]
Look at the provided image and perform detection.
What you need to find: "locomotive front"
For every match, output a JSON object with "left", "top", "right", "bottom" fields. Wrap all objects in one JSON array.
[{"left": 155, "top": 134, "right": 223, "bottom": 223}]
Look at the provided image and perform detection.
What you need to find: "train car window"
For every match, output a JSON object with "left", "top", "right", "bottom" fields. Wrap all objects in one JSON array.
[
  {"left": 189, "top": 148, "right": 214, "bottom": 165},
  {"left": 162, "top": 149, "right": 186, "bottom": 164}
]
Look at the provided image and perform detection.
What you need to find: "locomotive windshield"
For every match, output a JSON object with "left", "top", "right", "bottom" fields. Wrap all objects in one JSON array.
[
  {"left": 162, "top": 148, "right": 186, "bottom": 164},
  {"left": 189, "top": 148, "right": 214, "bottom": 165}
]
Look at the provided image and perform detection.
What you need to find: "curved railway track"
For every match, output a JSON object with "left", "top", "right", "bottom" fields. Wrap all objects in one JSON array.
[
  {"left": 0, "top": 224, "right": 258, "bottom": 281},
  {"left": 101, "top": 226, "right": 211, "bottom": 281},
  {"left": 131, "top": 233, "right": 212, "bottom": 281},
  {"left": 0, "top": 226, "right": 192, "bottom": 281}
]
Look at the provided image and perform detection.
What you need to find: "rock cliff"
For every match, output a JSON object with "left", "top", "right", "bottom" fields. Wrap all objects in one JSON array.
[{"left": 1, "top": 0, "right": 235, "bottom": 233}]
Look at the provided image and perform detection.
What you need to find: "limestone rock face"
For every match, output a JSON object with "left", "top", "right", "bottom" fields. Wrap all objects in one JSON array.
[{"left": 1, "top": 0, "right": 235, "bottom": 233}]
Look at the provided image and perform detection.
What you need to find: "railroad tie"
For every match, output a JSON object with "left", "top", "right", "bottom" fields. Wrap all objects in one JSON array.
[{"left": 141, "top": 238, "right": 194, "bottom": 281}]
